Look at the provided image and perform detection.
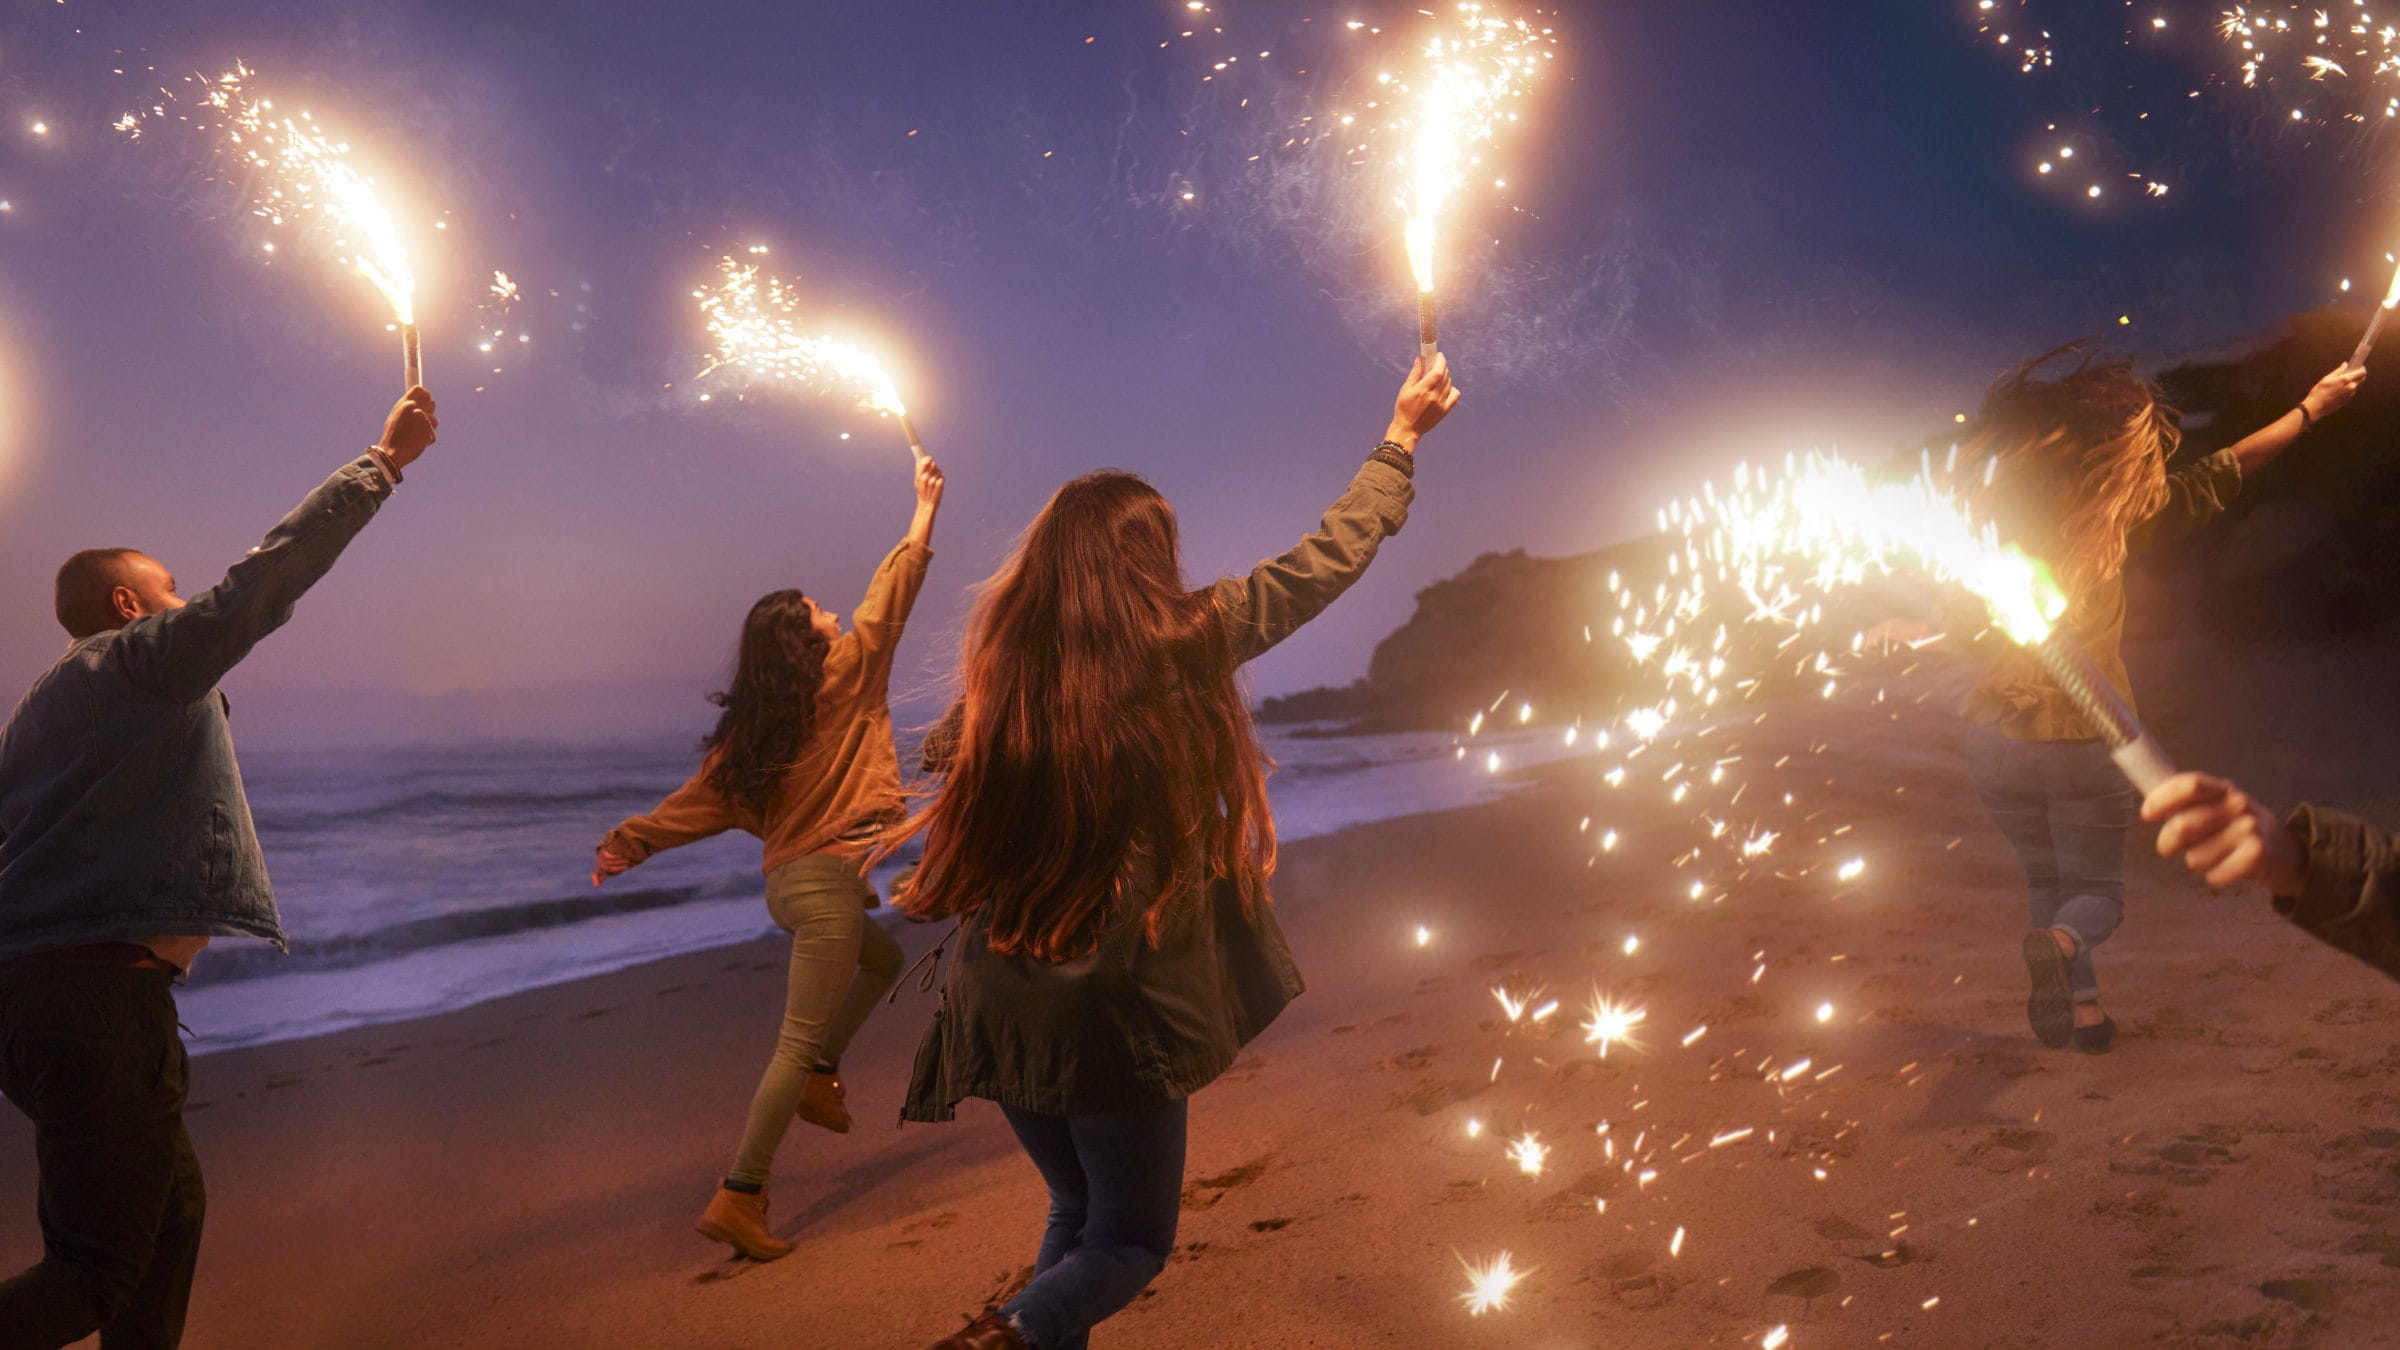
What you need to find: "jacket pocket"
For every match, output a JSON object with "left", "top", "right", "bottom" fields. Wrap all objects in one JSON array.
[{"left": 203, "top": 802, "right": 235, "bottom": 893}]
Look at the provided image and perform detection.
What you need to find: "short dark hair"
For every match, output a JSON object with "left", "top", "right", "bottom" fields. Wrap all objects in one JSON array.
[{"left": 55, "top": 548, "right": 145, "bottom": 639}]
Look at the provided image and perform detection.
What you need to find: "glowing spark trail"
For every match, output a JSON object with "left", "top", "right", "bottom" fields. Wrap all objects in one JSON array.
[
  {"left": 123, "top": 64, "right": 422, "bottom": 389},
  {"left": 694, "top": 255, "right": 924, "bottom": 458},
  {"left": 1394, "top": 4, "right": 1555, "bottom": 357}
]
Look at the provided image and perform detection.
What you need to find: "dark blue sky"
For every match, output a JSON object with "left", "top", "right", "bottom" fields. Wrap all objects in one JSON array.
[{"left": 0, "top": 1, "right": 2384, "bottom": 745}]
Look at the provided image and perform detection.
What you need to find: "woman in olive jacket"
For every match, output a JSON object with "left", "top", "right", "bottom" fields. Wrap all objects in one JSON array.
[{"left": 899, "top": 356, "right": 1460, "bottom": 1350}]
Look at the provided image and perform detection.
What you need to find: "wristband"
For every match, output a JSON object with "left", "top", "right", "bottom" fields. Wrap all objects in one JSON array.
[
  {"left": 1368, "top": 442, "right": 1415, "bottom": 479},
  {"left": 2295, "top": 404, "right": 2315, "bottom": 433},
  {"left": 366, "top": 445, "right": 404, "bottom": 486}
]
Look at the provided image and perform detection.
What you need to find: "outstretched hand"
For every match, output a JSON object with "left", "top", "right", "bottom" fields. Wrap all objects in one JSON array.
[
  {"left": 378, "top": 386, "right": 439, "bottom": 470},
  {"left": 1386, "top": 353, "right": 1462, "bottom": 452},
  {"left": 2141, "top": 771, "right": 2307, "bottom": 896},
  {"left": 592, "top": 846, "right": 633, "bottom": 888}
]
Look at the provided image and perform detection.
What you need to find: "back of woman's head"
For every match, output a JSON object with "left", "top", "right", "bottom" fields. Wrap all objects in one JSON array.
[
  {"left": 703, "top": 588, "right": 833, "bottom": 818},
  {"left": 1969, "top": 342, "right": 2179, "bottom": 598},
  {"left": 897, "top": 470, "right": 1276, "bottom": 960}
]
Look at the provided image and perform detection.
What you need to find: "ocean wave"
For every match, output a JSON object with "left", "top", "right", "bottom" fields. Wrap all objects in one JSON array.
[
  {"left": 197, "top": 883, "right": 716, "bottom": 983},
  {"left": 249, "top": 782, "right": 693, "bottom": 832}
]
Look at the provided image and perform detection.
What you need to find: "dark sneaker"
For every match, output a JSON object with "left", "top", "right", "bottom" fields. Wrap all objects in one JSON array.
[
  {"left": 2071, "top": 1015, "right": 2117, "bottom": 1055},
  {"left": 2021, "top": 931, "right": 2075, "bottom": 1049}
]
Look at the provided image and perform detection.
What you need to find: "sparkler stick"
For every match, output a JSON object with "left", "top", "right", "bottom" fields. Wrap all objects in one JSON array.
[
  {"left": 2027, "top": 628, "right": 2177, "bottom": 792},
  {"left": 402, "top": 322, "right": 422, "bottom": 391},
  {"left": 2351, "top": 259, "right": 2400, "bottom": 369}
]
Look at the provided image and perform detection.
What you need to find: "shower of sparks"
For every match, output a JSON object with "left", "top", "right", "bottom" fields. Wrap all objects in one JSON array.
[
  {"left": 1396, "top": 5, "right": 1558, "bottom": 297},
  {"left": 1507, "top": 1132, "right": 1548, "bottom": 1176},
  {"left": 1580, "top": 990, "right": 1648, "bottom": 1057},
  {"left": 1458, "top": 1251, "right": 1527, "bottom": 1316},
  {"left": 120, "top": 63, "right": 418, "bottom": 326},
  {"left": 693, "top": 254, "right": 910, "bottom": 422}
]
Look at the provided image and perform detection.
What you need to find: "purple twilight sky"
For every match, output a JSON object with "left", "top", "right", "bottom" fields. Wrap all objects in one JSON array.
[{"left": 0, "top": 0, "right": 2381, "bottom": 747}]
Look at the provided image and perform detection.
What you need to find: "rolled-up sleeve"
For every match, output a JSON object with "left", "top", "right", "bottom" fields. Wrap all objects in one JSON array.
[
  {"left": 2277, "top": 804, "right": 2400, "bottom": 983},
  {"left": 1210, "top": 458, "right": 1413, "bottom": 666}
]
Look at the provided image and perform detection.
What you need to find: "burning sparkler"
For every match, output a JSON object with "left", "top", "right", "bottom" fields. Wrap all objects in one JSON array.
[
  {"left": 694, "top": 254, "right": 925, "bottom": 461},
  {"left": 2353, "top": 255, "right": 2400, "bottom": 369},
  {"left": 1393, "top": 5, "right": 1554, "bottom": 358},
  {"left": 124, "top": 64, "right": 422, "bottom": 390}
]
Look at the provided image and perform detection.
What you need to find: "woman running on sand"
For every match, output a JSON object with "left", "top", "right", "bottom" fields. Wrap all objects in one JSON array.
[
  {"left": 896, "top": 356, "right": 1459, "bottom": 1350},
  {"left": 1879, "top": 347, "right": 2361, "bottom": 1054},
  {"left": 592, "top": 451, "right": 945, "bottom": 1261}
]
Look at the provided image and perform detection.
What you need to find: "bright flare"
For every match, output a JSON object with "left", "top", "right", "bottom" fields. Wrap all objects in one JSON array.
[
  {"left": 1458, "top": 1251, "right": 1528, "bottom": 1316},
  {"left": 1581, "top": 990, "right": 1649, "bottom": 1058},
  {"left": 695, "top": 255, "right": 913, "bottom": 432}
]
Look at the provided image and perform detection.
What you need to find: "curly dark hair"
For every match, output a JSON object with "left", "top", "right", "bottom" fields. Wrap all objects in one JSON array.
[{"left": 702, "top": 589, "right": 833, "bottom": 818}]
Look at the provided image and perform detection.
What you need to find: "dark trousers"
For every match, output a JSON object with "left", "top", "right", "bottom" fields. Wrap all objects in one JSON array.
[
  {"left": 996, "top": 1099, "right": 1187, "bottom": 1350},
  {"left": 1965, "top": 726, "right": 2137, "bottom": 1002},
  {"left": 0, "top": 957, "right": 204, "bottom": 1350}
]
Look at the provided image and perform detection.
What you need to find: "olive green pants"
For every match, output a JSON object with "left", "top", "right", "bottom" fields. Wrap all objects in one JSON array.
[{"left": 726, "top": 854, "right": 904, "bottom": 1188}]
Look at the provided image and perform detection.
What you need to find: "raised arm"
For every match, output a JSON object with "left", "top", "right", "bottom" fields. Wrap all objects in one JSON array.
[
  {"left": 847, "top": 454, "right": 945, "bottom": 672},
  {"left": 2222, "top": 363, "right": 2365, "bottom": 478},
  {"left": 594, "top": 768, "right": 741, "bottom": 885},
  {"left": 112, "top": 390, "right": 439, "bottom": 703},
  {"left": 1211, "top": 355, "right": 1460, "bottom": 664}
]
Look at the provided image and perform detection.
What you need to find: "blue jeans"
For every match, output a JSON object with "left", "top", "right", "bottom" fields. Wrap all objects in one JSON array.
[
  {"left": 1965, "top": 727, "right": 2136, "bottom": 1002},
  {"left": 997, "top": 1099, "right": 1187, "bottom": 1350}
]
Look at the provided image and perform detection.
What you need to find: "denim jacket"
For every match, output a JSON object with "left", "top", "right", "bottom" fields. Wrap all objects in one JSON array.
[{"left": 0, "top": 455, "right": 394, "bottom": 961}]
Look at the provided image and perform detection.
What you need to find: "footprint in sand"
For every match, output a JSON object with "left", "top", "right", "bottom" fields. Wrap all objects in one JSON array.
[
  {"left": 1248, "top": 1217, "right": 1295, "bottom": 1233},
  {"left": 1468, "top": 951, "right": 1523, "bottom": 972},
  {"left": 1380, "top": 1046, "right": 1439, "bottom": 1073},
  {"left": 2311, "top": 1128, "right": 2400, "bottom": 1207},
  {"left": 1810, "top": 1216, "right": 1879, "bottom": 1242},
  {"left": 1593, "top": 1251, "right": 1675, "bottom": 1309},
  {"left": 1764, "top": 1266, "right": 1840, "bottom": 1305},
  {"left": 1963, "top": 1125, "right": 2054, "bottom": 1173},
  {"left": 1182, "top": 1158, "right": 1272, "bottom": 1211},
  {"left": 2110, "top": 1125, "right": 2243, "bottom": 1188},
  {"left": 573, "top": 1005, "right": 620, "bottom": 1021},
  {"left": 1851, "top": 1241, "right": 1933, "bottom": 1268}
]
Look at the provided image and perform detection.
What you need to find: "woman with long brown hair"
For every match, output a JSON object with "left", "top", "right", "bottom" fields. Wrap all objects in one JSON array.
[
  {"left": 902, "top": 357, "right": 1459, "bottom": 1350},
  {"left": 1885, "top": 347, "right": 2361, "bottom": 1054},
  {"left": 591, "top": 452, "right": 945, "bottom": 1261}
]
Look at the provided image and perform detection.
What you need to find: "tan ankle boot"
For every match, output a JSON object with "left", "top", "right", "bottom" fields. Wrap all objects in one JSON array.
[
  {"left": 695, "top": 1185, "right": 795, "bottom": 1261},
  {"left": 797, "top": 1071, "right": 853, "bottom": 1134}
]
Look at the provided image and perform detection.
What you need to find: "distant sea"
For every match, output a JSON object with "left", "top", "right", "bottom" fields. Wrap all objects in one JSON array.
[{"left": 175, "top": 724, "right": 1571, "bottom": 1053}]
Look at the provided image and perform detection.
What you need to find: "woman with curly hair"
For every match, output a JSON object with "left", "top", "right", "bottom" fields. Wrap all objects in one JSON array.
[
  {"left": 593, "top": 452, "right": 945, "bottom": 1261},
  {"left": 1882, "top": 346, "right": 2362, "bottom": 1054}
]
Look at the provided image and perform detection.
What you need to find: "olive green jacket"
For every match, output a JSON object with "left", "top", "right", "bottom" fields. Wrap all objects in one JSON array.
[
  {"left": 903, "top": 455, "right": 1414, "bottom": 1122},
  {"left": 2280, "top": 804, "right": 2400, "bottom": 982}
]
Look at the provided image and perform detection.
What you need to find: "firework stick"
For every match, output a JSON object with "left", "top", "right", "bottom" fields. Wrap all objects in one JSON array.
[
  {"left": 2030, "top": 631, "right": 2177, "bottom": 792},
  {"left": 897, "top": 413, "right": 927, "bottom": 466},
  {"left": 2350, "top": 306, "right": 2389, "bottom": 371},
  {"left": 1418, "top": 290, "right": 1440, "bottom": 361},
  {"left": 401, "top": 322, "right": 423, "bottom": 392}
]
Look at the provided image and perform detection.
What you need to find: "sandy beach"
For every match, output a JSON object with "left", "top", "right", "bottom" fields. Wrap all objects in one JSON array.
[{"left": 10, "top": 645, "right": 2400, "bottom": 1349}]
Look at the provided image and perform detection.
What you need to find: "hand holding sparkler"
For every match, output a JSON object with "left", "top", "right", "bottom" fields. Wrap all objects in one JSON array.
[
  {"left": 2143, "top": 772, "right": 2308, "bottom": 895},
  {"left": 2302, "top": 362, "right": 2368, "bottom": 418},
  {"left": 905, "top": 452, "right": 946, "bottom": 551},
  {"left": 375, "top": 386, "right": 439, "bottom": 472},
  {"left": 1386, "top": 353, "right": 1463, "bottom": 453}
]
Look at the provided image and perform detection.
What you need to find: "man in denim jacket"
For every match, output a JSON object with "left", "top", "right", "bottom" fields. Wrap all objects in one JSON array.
[{"left": 0, "top": 388, "right": 437, "bottom": 1349}]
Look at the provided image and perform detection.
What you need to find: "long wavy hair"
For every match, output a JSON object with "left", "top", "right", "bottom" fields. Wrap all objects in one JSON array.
[
  {"left": 892, "top": 471, "right": 1276, "bottom": 962},
  {"left": 701, "top": 589, "right": 834, "bottom": 818},
  {"left": 1969, "top": 343, "right": 2178, "bottom": 602}
]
